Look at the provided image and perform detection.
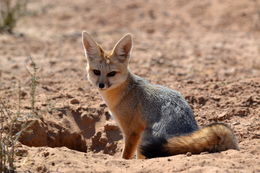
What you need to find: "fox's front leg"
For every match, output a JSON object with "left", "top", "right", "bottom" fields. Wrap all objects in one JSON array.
[{"left": 122, "top": 132, "right": 141, "bottom": 159}]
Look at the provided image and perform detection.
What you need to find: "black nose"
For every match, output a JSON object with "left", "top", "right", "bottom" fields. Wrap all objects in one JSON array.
[{"left": 99, "top": 83, "right": 105, "bottom": 89}]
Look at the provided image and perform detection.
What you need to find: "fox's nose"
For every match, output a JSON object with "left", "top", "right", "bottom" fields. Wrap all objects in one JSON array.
[{"left": 99, "top": 83, "right": 105, "bottom": 89}]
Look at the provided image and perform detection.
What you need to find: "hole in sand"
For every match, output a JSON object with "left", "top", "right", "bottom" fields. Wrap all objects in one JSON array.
[{"left": 17, "top": 106, "right": 123, "bottom": 155}]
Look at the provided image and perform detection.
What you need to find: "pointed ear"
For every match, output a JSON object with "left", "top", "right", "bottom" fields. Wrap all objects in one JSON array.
[
  {"left": 82, "top": 31, "right": 100, "bottom": 60},
  {"left": 112, "top": 33, "right": 132, "bottom": 62}
]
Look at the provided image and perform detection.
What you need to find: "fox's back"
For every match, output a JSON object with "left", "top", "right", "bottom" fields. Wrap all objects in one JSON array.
[{"left": 129, "top": 74, "right": 198, "bottom": 139}]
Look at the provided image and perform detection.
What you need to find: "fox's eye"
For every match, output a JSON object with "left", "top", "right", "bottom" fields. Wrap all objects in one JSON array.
[
  {"left": 93, "top": 70, "right": 101, "bottom": 76},
  {"left": 107, "top": 71, "right": 117, "bottom": 77}
]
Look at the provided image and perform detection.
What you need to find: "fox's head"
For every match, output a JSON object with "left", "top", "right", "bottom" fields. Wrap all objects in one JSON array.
[{"left": 82, "top": 32, "right": 132, "bottom": 91}]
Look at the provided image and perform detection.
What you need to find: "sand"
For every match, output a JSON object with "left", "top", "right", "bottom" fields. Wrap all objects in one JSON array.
[{"left": 0, "top": 0, "right": 259, "bottom": 172}]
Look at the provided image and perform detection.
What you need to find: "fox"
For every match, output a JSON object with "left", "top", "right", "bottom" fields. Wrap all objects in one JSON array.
[{"left": 81, "top": 31, "right": 239, "bottom": 159}]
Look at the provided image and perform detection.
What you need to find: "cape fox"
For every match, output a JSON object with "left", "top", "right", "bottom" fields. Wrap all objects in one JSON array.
[{"left": 82, "top": 32, "right": 239, "bottom": 159}]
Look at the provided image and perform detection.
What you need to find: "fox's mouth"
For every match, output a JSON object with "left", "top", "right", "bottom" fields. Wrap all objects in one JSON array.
[
  {"left": 97, "top": 84, "right": 115, "bottom": 92},
  {"left": 98, "top": 87, "right": 108, "bottom": 91}
]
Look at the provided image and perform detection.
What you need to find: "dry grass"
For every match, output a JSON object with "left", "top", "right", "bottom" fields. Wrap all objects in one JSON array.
[
  {"left": 0, "top": 57, "right": 39, "bottom": 173},
  {"left": 0, "top": 0, "right": 28, "bottom": 33}
]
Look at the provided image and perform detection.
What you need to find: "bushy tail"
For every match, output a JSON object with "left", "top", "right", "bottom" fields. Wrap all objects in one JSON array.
[{"left": 140, "top": 123, "right": 239, "bottom": 159}]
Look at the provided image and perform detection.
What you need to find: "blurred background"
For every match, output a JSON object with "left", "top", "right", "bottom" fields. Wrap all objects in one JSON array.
[{"left": 0, "top": 0, "right": 259, "bottom": 82}]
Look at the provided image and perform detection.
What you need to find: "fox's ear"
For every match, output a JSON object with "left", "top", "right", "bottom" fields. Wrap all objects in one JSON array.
[
  {"left": 112, "top": 33, "right": 132, "bottom": 62},
  {"left": 82, "top": 31, "right": 100, "bottom": 60}
]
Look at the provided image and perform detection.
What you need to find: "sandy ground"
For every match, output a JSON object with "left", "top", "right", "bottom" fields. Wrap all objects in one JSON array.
[{"left": 0, "top": 0, "right": 260, "bottom": 172}]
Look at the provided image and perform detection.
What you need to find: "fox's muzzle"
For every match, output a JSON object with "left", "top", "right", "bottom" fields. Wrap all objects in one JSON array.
[{"left": 99, "top": 83, "right": 105, "bottom": 89}]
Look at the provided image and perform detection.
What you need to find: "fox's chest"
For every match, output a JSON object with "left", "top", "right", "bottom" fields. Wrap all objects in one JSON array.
[
  {"left": 106, "top": 102, "right": 146, "bottom": 135},
  {"left": 101, "top": 95, "right": 133, "bottom": 130},
  {"left": 108, "top": 105, "right": 134, "bottom": 124}
]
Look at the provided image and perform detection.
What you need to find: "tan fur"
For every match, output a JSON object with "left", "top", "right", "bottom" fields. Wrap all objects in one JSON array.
[
  {"left": 101, "top": 78, "right": 146, "bottom": 159},
  {"left": 165, "top": 124, "right": 239, "bottom": 155},
  {"left": 100, "top": 76, "right": 129, "bottom": 109}
]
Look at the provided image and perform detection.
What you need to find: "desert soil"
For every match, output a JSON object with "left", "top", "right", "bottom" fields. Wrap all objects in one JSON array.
[{"left": 0, "top": 0, "right": 260, "bottom": 172}]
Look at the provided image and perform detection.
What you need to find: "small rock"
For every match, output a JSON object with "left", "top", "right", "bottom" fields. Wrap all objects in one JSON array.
[
  {"left": 200, "top": 152, "right": 209, "bottom": 155},
  {"left": 146, "top": 28, "right": 155, "bottom": 34},
  {"left": 16, "top": 148, "right": 28, "bottom": 157},
  {"left": 66, "top": 161, "right": 71, "bottom": 165},
  {"left": 186, "top": 152, "right": 192, "bottom": 156},
  {"left": 198, "top": 96, "right": 207, "bottom": 105},
  {"left": 67, "top": 94, "right": 74, "bottom": 98},
  {"left": 43, "top": 152, "right": 49, "bottom": 157},
  {"left": 232, "top": 122, "right": 240, "bottom": 126},
  {"left": 41, "top": 103, "right": 47, "bottom": 106},
  {"left": 70, "top": 98, "right": 80, "bottom": 104},
  {"left": 218, "top": 112, "right": 227, "bottom": 119},
  {"left": 211, "top": 96, "right": 221, "bottom": 102},
  {"left": 36, "top": 166, "right": 47, "bottom": 172},
  {"left": 20, "top": 91, "right": 27, "bottom": 98},
  {"left": 12, "top": 64, "right": 19, "bottom": 69},
  {"left": 78, "top": 87, "right": 84, "bottom": 91},
  {"left": 186, "top": 80, "right": 194, "bottom": 84},
  {"left": 213, "top": 84, "right": 219, "bottom": 89},
  {"left": 100, "top": 103, "right": 107, "bottom": 108},
  {"left": 242, "top": 96, "right": 256, "bottom": 106},
  {"left": 234, "top": 108, "right": 250, "bottom": 117},
  {"left": 104, "top": 121, "right": 119, "bottom": 131}
]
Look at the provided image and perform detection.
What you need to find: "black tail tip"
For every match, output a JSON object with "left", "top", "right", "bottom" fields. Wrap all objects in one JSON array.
[{"left": 140, "top": 136, "right": 171, "bottom": 159}]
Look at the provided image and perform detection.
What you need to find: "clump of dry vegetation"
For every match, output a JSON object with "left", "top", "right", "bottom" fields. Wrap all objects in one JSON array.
[
  {"left": 0, "top": 57, "right": 39, "bottom": 173},
  {"left": 0, "top": 0, "right": 28, "bottom": 33}
]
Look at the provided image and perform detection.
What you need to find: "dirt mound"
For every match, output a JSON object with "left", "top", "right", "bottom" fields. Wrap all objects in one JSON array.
[{"left": 17, "top": 105, "right": 122, "bottom": 155}]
